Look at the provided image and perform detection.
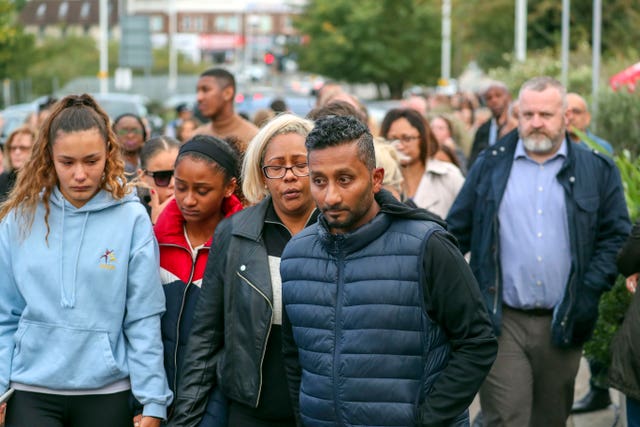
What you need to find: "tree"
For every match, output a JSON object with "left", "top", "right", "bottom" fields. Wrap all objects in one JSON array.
[
  {"left": 292, "top": 0, "right": 441, "bottom": 98},
  {"left": 0, "top": 0, "right": 34, "bottom": 81},
  {"left": 453, "top": 0, "right": 640, "bottom": 73}
]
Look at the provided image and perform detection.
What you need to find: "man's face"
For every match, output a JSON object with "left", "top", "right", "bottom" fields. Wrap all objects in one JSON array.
[
  {"left": 518, "top": 87, "right": 566, "bottom": 155},
  {"left": 565, "top": 93, "right": 591, "bottom": 136},
  {"left": 309, "top": 141, "right": 383, "bottom": 234},
  {"left": 484, "top": 87, "right": 510, "bottom": 118},
  {"left": 196, "top": 76, "right": 232, "bottom": 120}
]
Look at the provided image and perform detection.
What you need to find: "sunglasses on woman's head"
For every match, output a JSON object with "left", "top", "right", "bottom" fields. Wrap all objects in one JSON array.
[{"left": 144, "top": 170, "right": 174, "bottom": 187}]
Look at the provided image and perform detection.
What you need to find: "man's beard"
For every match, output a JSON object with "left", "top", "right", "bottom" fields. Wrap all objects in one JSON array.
[{"left": 521, "top": 129, "right": 563, "bottom": 154}]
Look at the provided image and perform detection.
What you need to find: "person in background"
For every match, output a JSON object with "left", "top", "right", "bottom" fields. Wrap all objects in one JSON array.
[
  {"left": 165, "top": 104, "right": 193, "bottom": 139},
  {"left": 176, "top": 118, "right": 200, "bottom": 144},
  {"left": 373, "top": 137, "right": 406, "bottom": 202},
  {"left": 467, "top": 81, "right": 516, "bottom": 169},
  {"left": 169, "top": 114, "right": 316, "bottom": 427},
  {"left": 155, "top": 135, "right": 242, "bottom": 427},
  {"left": 280, "top": 115, "right": 497, "bottom": 427},
  {"left": 37, "top": 96, "right": 58, "bottom": 129},
  {"left": 380, "top": 108, "right": 464, "bottom": 218},
  {"left": 113, "top": 113, "right": 148, "bottom": 181},
  {"left": 269, "top": 98, "right": 288, "bottom": 114},
  {"left": 568, "top": 90, "right": 616, "bottom": 417},
  {"left": 0, "top": 94, "right": 172, "bottom": 427},
  {"left": 306, "top": 100, "right": 368, "bottom": 126},
  {"left": 447, "top": 76, "right": 630, "bottom": 426},
  {"left": 0, "top": 126, "right": 36, "bottom": 201},
  {"left": 193, "top": 68, "right": 259, "bottom": 153},
  {"left": 454, "top": 95, "right": 478, "bottom": 134},
  {"left": 565, "top": 92, "right": 614, "bottom": 155},
  {"left": 253, "top": 108, "right": 276, "bottom": 128},
  {"left": 430, "top": 114, "right": 468, "bottom": 174},
  {"left": 610, "top": 220, "right": 640, "bottom": 427},
  {"left": 136, "top": 136, "right": 180, "bottom": 224}
]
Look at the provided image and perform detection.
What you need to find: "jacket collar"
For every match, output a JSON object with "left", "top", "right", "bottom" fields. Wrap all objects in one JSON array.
[{"left": 155, "top": 195, "right": 243, "bottom": 247}]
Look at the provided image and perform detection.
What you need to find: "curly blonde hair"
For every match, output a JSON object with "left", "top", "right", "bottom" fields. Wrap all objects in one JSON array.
[{"left": 0, "top": 94, "right": 127, "bottom": 239}]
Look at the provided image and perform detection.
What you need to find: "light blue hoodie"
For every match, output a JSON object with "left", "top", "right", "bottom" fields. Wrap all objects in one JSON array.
[{"left": 0, "top": 186, "right": 173, "bottom": 419}]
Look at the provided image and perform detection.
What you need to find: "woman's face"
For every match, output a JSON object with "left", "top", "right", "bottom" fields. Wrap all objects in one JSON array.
[
  {"left": 429, "top": 117, "right": 451, "bottom": 145},
  {"left": 9, "top": 132, "right": 34, "bottom": 171},
  {"left": 139, "top": 148, "right": 178, "bottom": 204},
  {"left": 114, "top": 116, "right": 145, "bottom": 154},
  {"left": 262, "top": 133, "right": 314, "bottom": 221},
  {"left": 173, "top": 156, "right": 235, "bottom": 225},
  {"left": 385, "top": 117, "right": 422, "bottom": 166},
  {"left": 52, "top": 128, "right": 107, "bottom": 208},
  {"left": 179, "top": 121, "right": 197, "bottom": 143}
]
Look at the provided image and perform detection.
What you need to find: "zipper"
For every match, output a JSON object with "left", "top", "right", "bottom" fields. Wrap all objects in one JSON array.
[
  {"left": 160, "top": 242, "right": 201, "bottom": 392},
  {"left": 237, "top": 271, "right": 273, "bottom": 407},
  {"left": 333, "top": 240, "right": 344, "bottom": 425}
]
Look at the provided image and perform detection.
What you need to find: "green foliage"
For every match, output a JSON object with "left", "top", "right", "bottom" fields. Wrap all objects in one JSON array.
[
  {"left": 454, "top": 0, "right": 640, "bottom": 73},
  {"left": 593, "top": 89, "right": 640, "bottom": 156},
  {"left": 292, "top": 0, "right": 440, "bottom": 98},
  {"left": 583, "top": 150, "right": 640, "bottom": 386},
  {"left": 583, "top": 276, "right": 632, "bottom": 386},
  {"left": 0, "top": 0, "right": 35, "bottom": 80},
  {"left": 150, "top": 47, "right": 203, "bottom": 76},
  {"left": 26, "top": 36, "right": 108, "bottom": 95}
]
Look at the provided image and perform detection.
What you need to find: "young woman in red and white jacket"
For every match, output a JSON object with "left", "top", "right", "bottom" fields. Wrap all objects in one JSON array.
[{"left": 153, "top": 135, "right": 242, "bottom": 425}]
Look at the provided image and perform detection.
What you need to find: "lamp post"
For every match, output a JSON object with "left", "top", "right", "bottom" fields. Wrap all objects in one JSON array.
[
  {"left": 515, "top": 0, "right": 527, "bottom": 62},
  {"left": 441, "top": 0, "right": 451, "bottom": 86},
  {"left": 168, "top": 0, "right": 177, "bottom": 93},
  {"left": 591, "top": 0, "right": 602, "bottom": 128},
  {"left": 561, "top": 0, "right": 570, "bottom": 87},
  {"left": 99, "top": 0, "right": 108, "bottom": 93}
]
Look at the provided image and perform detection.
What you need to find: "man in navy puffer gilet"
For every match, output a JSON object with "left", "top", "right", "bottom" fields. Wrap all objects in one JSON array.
[{"left": 280, "top": 115, "right": 497, "bottom": 427}]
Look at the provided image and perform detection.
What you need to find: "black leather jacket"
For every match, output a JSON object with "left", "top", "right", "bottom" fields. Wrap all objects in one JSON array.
[{"left": 169, "top": 198, "right": 315, "bottom": 427}]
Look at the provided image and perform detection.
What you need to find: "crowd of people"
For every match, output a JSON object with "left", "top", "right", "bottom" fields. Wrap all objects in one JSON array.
[{"left": 0, "top": 68, "right": 638, "bottom": 427}]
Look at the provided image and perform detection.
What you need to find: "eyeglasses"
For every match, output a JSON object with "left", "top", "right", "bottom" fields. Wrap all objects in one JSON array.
[
  {"left": 144, "top": 169, "right": 174, "bottom": 187},
  {"left": 116, "top": 128, "right": 144, "bottom": 136},
  {"left": 9, "top": 145, "right": 32, "bottom": 152},
  {"left": 262, "top": 163, "right": 309, "bottom": 179},
  {"left": 388, "top": 135, "right": 420, "bottom": 144},
  {"left": 568, "top": 108, "right": 586, "bottom": 115}
]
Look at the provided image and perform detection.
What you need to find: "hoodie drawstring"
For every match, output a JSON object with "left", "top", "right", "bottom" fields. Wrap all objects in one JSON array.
[{"left": 60, "top": 205, "right": 89, "bottom": 309}]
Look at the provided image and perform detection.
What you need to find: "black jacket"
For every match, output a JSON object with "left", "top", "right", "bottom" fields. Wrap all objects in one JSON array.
[
  {"left": 0, "top": 170, "right": 17, "bottom": 202},
  {"left": 609, "top": 221, "right": 640, "bottom": 400},
  {"left": 467, "top": 119, "right": 492, "bottom": 169},
  {"left": 169, "top": 198, "right": 316, "bottom": 427}
]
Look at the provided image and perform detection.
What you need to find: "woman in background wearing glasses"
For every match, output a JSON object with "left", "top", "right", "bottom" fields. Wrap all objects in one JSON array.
[
  {"left": 0, "top": 126, "right": 36, "bottom": 202},
  {"left": 151, "top": 135, "right": 243, "bottom": 427},
  {"left": 168, "top": 114, "right": 316, "bottom": 427},
  {"left": 380, "top": 108, "right": 464, "bottom": 218},
  {"left": 137, "top": 136, "right": 180, "bottom": 224},
  {"left": 112, "top": 114, "right": 147, "bottom": 181}
]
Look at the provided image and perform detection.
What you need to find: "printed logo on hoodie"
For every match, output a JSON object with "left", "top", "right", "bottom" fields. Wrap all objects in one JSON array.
[{"left": 99, "top": 249, "right": 117, "bottom": 270}]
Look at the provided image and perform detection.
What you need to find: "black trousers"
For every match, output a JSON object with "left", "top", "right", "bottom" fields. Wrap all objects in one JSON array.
[{"left": 5, "top": 390, "right": 132, "bottom": 427}]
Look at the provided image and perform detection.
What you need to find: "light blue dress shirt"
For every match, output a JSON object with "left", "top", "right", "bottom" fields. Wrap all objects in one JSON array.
[{"left": 498, "top": 139, "right": 571, "bottom": 309}]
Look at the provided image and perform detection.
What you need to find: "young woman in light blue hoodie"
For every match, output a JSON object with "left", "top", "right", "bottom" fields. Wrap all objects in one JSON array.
[{"left": 0, "top": 94, "right": 172, "bottom": 427}]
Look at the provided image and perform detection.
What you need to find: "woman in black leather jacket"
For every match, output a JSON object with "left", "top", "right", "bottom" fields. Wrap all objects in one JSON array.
[{"left": 168, "top": 114, "right": 317, "bottom": 427}]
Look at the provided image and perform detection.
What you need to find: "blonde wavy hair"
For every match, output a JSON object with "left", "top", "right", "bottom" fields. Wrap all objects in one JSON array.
[
  {"left": 242, "top": 114, "right": 314, "bottom": 204},
  {"left": 0, "top": 94, "right": 127, "bottom": 239}
]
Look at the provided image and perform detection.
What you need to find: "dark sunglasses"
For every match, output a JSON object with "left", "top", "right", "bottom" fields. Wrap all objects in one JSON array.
[{"left": 144, "top": 169, "right": 174, "bottom": 187}]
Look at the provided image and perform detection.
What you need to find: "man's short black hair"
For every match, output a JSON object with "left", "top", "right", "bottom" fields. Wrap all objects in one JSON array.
[
  {"left": 200, "top": 68, "right": 236, "bottom": 94},
  {"left": 306, "top": 115, "right": 376, "bottom": 170}
]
